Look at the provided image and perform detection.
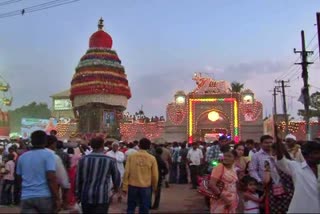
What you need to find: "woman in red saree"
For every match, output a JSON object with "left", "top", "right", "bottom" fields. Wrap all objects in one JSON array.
[
  {"left": 209, "top": 145, "right": 239, "bottom": 213},
  {"left": 68, "top": 151, "right": 82, "bottom": 208}
]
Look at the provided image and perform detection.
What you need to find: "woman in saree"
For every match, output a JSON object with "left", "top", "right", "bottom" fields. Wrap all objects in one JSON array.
[{"left": 209, "top": 145, "right": 239, "bottom": 214}]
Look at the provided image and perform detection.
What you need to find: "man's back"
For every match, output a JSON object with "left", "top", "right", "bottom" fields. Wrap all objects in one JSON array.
[
  {"left": 161, "top": 147, "right": 171, "bottom": 164},
  {"left": 155, "top": 155, "right": 168, "bottom": 180},
  {"left": 56, "top": 149, "right": 70, "bottom": 169},
  {"left": 76, "top": 153, "right": 120, "bottom": 204},
  {"left": 123, "top": 150, "right": 158, "bottom": 191},
  {"left": 16, "top": 149, "right": 56, "bottom": 200}
]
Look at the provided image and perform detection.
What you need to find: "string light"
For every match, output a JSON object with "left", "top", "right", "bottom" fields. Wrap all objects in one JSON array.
[
  {"left": 167, "top": 103, "right": 187, "bottom": 125},
  {"left": 239, "top": 101, "right": 262, "bottom": 122},
  {"left": 120, "top": 122, "right": 165, "bottom": 142}
]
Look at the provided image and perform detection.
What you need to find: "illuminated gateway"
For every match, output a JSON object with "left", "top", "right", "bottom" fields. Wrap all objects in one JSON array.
[{"left": 121, "top": 73, "right": 264, "bottom": 143}]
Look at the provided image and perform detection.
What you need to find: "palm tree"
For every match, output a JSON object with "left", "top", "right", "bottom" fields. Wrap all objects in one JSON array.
[{"left": 229, "top": 82, "right": 244, "bottom": 93}]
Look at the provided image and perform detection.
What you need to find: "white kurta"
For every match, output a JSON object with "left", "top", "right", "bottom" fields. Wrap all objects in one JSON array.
[
  {"left": 125, "top": 148, "right": 137, "bottom": 160},
  {"left": 106, "top": 150, "right": 125, "bottom": 178},
  {"left": 276, "top": 158, "right": 320, "bottom": 213}
]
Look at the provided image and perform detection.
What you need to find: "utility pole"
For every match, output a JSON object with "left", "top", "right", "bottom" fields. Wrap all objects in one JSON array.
[
  {"left": 275, "top": 80, "right": 290, "bottom": 135},
  {"left": 294, "top": 30, "right": 314, "bottom": 140},
  {"left": 317, "top": 13, "right": 320, "bottom": 61},
  {"left": 272, "top": 86, "right": 280, "bottom": 139}
]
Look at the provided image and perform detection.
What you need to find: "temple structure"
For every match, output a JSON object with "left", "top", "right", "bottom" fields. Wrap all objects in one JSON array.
[
  {"left": 70, "top": 18, "right": 131, "bottom": 138},
  {"left": 50, "top": 19, "right": 264, "bottom": 142}
]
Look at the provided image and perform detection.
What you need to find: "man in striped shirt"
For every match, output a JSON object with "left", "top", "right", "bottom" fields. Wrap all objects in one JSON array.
[{"left": 76, "top": 137, "right": 120, "bottom": 214}]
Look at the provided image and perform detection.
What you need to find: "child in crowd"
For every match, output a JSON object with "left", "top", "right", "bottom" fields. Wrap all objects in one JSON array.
[{"left": 242, "top": 176, "right": 264, "bottom": 214}]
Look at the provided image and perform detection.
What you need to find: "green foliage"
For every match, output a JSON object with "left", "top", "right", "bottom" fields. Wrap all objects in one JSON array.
[
  {"left": 8, "top": 102, "right": 51, "bottom": 132},
  {"left": 298, "top": 109, "right": 320, "bottom": 118},
  {"left": 229, "top": 82, "right": 244, "bottom": 93}
]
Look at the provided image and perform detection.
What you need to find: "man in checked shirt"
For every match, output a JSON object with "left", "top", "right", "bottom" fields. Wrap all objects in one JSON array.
[{"left": 205, "top": 140, "right": 221, "bottom": 173}]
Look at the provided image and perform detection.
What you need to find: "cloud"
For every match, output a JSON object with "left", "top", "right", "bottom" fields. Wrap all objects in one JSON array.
[
  {"left": 217, "top": 60, "right": 287, "bottom": 82},
  {"left": 127, "top": 60, "right": 294, "bottom": 118}
]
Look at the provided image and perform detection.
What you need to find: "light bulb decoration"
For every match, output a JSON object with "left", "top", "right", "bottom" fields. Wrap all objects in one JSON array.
[{"left": 188, "top": 98, "right": 239, "bottom": 144}]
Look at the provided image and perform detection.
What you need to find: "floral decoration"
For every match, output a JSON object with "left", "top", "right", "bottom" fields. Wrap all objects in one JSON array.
[
  {"left": 70, "top": 40, "right": 131, "bottom": 106},
  {"left": 167, "top": 103, "right": 187, "bottom": 125}
]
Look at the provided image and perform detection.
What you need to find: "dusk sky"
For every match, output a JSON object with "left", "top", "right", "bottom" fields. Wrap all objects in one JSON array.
[{"left": 0, "top": 0, "right": 320, "bottom": 119}]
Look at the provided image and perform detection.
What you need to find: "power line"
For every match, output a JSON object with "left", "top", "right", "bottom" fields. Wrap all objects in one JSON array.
[
  {"left": 0, "top": 0, "right": 21, "bottom": 7},
  {"left": 286, "top": 67, "right": 300, "bottom": 81},
  {"left": 0, "top": 0, "right": 79, "bottom": 19},
  {"left": 310, "top": 84, "right": 320, "bottom": 91},
  {"left": 276, "top": 31, "right": 318, "bottom": 81},
  {"left": 306, "top": 32, "right": 317, "bottom": 49}
]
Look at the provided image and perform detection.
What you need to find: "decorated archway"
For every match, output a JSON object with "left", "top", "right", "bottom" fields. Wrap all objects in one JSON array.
[
  {"left": 195, "top": 108, "right": 231, "bottom": 140},
  {"left": 187, "top": 97, "right": 239, "bottom": 143}
]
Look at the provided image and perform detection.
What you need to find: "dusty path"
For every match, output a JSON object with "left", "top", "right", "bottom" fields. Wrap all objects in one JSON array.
[{"left": 0, "top": 184, "right": 208, "bottom": 213}]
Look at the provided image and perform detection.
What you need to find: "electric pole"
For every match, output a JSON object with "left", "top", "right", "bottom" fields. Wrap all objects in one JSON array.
[
  {"left": 272, "top": 86, "right": 280, "bottom": 139},
  {"left": 294, "top": 30, "right": 314, "bottom": 140},
  {"left": 317, "top": 13, "right": 320, "bottom": 61},
  {"left": 275, "top": 80, "right": 290, "bottom": 135}
]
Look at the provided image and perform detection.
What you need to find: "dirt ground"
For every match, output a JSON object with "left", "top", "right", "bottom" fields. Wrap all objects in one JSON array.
[{"left": 0, "top": 184, "right": 208, "bottom": 213}]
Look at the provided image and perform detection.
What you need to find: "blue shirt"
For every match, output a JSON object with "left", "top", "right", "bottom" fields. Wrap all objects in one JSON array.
[{"left": 16, "top": 149, "right": 56, "bottom": 200}]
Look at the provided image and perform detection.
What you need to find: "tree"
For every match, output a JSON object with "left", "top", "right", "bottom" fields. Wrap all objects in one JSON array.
[
  {"left": 229, "top": 82, "right": 244, "bottom": 93},
  {"left": 8, "top": 102, "right": 51, "bottom": 133}
]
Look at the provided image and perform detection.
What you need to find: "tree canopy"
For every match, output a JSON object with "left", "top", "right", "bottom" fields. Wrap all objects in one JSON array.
[
  {"left": 229, "top": 82, "right": 244, "bottom": 93},
  {"left": 8, "top": 102, "right": 51, "bottom": 133}
]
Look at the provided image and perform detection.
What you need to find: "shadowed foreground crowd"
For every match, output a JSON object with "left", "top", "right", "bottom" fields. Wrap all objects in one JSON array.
[{"left": 0, "top": 131, "right": 320, "bottom": 214}]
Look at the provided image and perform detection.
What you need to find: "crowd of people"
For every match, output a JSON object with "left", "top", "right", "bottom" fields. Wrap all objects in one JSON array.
[
  {"left": 0, "top": 131, "right": 319, "bottom": 214},
  {"left": 206, "top": 134, "right": 320, "bottom": 214}
]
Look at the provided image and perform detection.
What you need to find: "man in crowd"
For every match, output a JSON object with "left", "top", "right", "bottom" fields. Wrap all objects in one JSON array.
[
  {"left": 187, "top": 142, "right": 203, "bottom": 189},
  {"left": 123, "top": 138, "right": 158, "bottom": 214},
  {"left": 170, "top": 142, "right": 180, "bottom": 184},
  {"left": 133, "top": 140, "right": 139, "bottom": 150},
  {"left": 249, "top": 135, "right": 276, "bottom": 184},
  {"left": 152, "top": 147, "right": 168, "bottom": 210},
  {"left": 46, "top": 135, "right": 70, "bottom": 210},
  {"left": 245, "top": 139, "right": 256, "bottom": 158},
  {"left": 106, "top": 141, "right": 125, "bottom": 202},
  {"left": 178, "top": 143, "right": 189, "bottom": 184},
  {"left": 285, "top": 134, "right": 304, "bottom": 162},
  {"left": 275, "top": 140, "right": 320, "bottom": 213},
  {"left": 160, "top": 144, "right": 171, "bottom": 188},
  {"left": 56, "top": 140, "right": 70, "bottom": 170},
  {"left": 206, "top": 140, "right": 221, "bottom": 173},
  {"left": 16, "top": 130, "right": 60, "bottom": 213},
  {"left": 76, "top": 137, "right": 120, "bottom": 213},
  {"left": 124, "top": 142, "right": 137, "bottom": 160},
  {"left": 50, "top": 130, "right": 57, "bottom": 137}
]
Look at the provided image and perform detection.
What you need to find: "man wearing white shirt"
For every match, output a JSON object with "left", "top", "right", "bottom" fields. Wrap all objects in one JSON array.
[
  {"left": 106, "top": 141, "right": 125, "bottom": 202},
  {"left": 275, "top": 141, "right": 320, "bottom": 213},
  {"left": 187, "top": 142, "right": 203, "bottom": 189},
  {"left": 285, "top": 134, "right": 304, "bottom": 162},
  {"left": 106, "top": 142, "right": 125, "bottom": 178}
]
